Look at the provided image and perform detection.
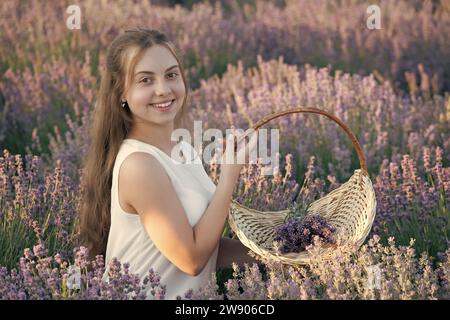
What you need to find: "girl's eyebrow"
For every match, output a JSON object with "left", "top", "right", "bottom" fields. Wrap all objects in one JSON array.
[{"left": 135, "top": 65, "right": 179, "bottom": 77}]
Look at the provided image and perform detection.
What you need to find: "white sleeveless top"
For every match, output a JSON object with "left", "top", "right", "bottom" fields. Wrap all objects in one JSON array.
[{"left": 103, "top": 138, "right": 219, "bottom": 299}]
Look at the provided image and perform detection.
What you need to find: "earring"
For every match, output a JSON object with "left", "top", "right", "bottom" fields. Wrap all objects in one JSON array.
[{"left": 121, "top": 101, "right": 126, "bottom": 108}]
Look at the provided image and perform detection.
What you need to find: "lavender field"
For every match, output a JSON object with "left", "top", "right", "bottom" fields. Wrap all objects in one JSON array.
[{"left": 0, "top": 0, "right": 449, "bottom": 299}]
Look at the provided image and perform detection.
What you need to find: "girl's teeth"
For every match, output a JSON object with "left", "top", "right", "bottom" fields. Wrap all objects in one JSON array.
[{"left": 152, "top": 100, "right": 173, "bottom": 108}]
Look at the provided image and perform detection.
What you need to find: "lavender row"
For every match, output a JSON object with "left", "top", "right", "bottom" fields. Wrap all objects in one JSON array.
[{"left": 1, "top": 236, "right": 448, "bottom": 299}]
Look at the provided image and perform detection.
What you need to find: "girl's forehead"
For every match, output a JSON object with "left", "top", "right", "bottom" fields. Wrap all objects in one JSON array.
[{"left": 134, "top": 45, "right": 178, "bottom": 73}]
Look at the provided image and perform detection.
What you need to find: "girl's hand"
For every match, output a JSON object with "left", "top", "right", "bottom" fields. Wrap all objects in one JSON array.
[{"left": 218, "top": 127, "right": 258, "bottom": 183}]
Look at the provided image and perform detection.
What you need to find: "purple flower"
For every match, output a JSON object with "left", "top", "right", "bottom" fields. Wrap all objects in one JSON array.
[{"left": 274, "top": 215, "right": 336, "bottom": 253}]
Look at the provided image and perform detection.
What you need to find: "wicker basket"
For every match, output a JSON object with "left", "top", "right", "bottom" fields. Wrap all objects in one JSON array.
[{"left": 228, "top": 107, "right": 377, "bottom": 266}]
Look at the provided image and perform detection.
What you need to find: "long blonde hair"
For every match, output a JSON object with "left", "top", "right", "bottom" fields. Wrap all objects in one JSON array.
[{"left": 78, "top": 28, "right": 190, "bottom": 260}]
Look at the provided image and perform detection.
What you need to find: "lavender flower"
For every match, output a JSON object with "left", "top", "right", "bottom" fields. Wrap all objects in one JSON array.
[{"left": 274, "top": 215, "right": 336, "bottom": 254}]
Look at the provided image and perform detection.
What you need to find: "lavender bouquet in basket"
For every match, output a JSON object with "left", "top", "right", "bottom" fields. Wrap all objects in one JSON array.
[{"left": 274, "top": 200, "right": 336, "bottom": 254}]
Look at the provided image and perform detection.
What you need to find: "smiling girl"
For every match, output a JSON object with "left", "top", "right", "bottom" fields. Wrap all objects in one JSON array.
[{"left": 78, "top": 27, "right": 259, "bottom": 299}]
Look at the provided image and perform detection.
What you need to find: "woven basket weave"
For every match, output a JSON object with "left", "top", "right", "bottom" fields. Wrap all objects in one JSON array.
[{"left": 228, "top": 107, "right": 377, "bottom": 266}]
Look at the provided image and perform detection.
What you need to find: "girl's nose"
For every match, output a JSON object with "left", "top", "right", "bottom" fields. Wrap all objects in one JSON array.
[{"left": 154, "top": 79, "right": 171, "bottom": 96}]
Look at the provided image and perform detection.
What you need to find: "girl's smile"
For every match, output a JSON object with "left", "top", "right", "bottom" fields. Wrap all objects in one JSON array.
[{"left": 148, "top": 99, "right": 176, "bottom": 112}]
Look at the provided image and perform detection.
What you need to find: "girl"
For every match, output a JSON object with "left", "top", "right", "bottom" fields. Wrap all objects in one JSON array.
[{"left": 78, "top": 27, "right": 259, "bottom": 299}]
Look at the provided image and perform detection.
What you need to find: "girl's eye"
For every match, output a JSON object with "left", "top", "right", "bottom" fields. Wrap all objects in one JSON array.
[
  {"left": 139, "top": 73, "right": 178, "bottom": 84},
  {"left": 140, "top": 77, "right": 152, "bottom": 83}
]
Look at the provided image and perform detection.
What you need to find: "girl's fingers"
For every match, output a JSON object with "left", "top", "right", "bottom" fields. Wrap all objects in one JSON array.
[
  {"left": 236, "top": 128, "right": 256, "bottom": 145},
  {"left": 236, "top": 130, "right": 259, "bottom": 163},
  {"left": 222, "top": 127, "right": 259, "bottom": 163}
]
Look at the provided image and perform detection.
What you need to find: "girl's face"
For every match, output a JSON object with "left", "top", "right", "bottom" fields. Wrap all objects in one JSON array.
[{"left": 124, "top": 45, "right": 186, "bottom": 126}]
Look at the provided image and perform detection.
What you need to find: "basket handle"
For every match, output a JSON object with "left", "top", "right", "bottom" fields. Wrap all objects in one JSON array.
[{"left": 250, "top": 107, "right": 368, "bottom": 175}]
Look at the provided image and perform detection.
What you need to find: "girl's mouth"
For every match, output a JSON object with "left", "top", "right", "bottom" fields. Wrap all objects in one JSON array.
[{"left": 149, "top": 99, "right": 175, "bottom": 112}]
